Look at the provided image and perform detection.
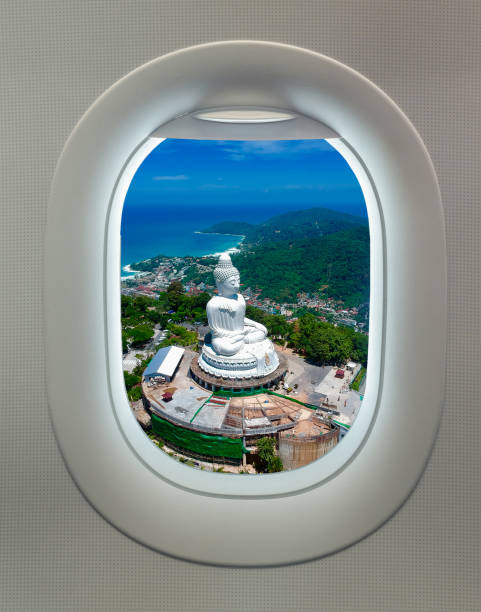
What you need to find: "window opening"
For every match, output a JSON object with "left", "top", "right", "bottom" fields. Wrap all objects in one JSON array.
[{"left": 120, "top": 138, "right": 370, "bottom": 474}]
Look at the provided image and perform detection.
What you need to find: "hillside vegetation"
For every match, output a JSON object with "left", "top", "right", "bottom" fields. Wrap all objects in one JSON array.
[
  {"left": 201, "top": 206, "right": 367, "bottom": 245},
  {"left": 232, "top": 226, "right": 369, "bottom": 306},
  {"left": 120, "top": 289, "right": 369, "bottom": 370}
]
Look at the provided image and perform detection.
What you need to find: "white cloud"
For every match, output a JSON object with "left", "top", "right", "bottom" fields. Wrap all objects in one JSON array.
[
  {"left": 212, "top": 139, "right": 332, "bottom": 161},
  {"left": 283, "top": 184, "right": 319, "bottom": 190},
  {"left": 152, "top": 174, "right": 189, "bottom": 181},
  {"left": 239, "top": 141, "right": 285, "bottom": 155},
  {"left": 284, "top": 140, "right": 332, "bottom": 153}
]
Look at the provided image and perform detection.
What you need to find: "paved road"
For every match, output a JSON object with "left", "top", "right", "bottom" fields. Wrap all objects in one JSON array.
[
  {"left": 280, "top": 349, "right": 331, "bottom": 404},
  {"left": 281, "top": 350, "right": 364, "bottom": 425},
  {"left": 343, "top": 390, "right": 362, "bottom": 423}
]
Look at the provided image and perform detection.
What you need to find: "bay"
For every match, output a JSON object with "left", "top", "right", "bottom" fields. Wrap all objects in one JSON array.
[{"left": 121, "top": 202, "right": 310, "bottom": 276}]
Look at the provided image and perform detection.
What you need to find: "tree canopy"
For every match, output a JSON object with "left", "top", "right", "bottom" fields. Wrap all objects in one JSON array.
[
  {"left": 232, "top": 226, "right": 369, "bottom": 306},
  {"left": 290, "top": 313, "right": 367, "bottom": 366},
  {"left": 255, "top": 437, "right": 284, "bottom": 473}
]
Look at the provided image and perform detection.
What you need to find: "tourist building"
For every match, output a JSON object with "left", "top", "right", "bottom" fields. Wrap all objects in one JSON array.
[{"left": 143, "top": 346, "right": 184, "bottom": 382}]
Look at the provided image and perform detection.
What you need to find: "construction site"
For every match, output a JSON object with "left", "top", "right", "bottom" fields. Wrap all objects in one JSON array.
[{"left": 140, "top": 348, "right": 340, "bottom": 471}]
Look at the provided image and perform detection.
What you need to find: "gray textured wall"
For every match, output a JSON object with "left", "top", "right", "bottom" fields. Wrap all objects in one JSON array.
[{"left": 1, "top": 2, "right": 479, "bottom": 610}]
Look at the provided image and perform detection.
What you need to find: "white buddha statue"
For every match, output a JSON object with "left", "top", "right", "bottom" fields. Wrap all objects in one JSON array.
[
  {"left": 207, "top": 253, "right": 267, "bottom": 355},
  {"left": 198, "top": 253, "right": 279, "bottom": 380}
]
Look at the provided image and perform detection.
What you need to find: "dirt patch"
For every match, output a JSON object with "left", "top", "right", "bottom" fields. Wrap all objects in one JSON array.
[
  {"left": 294, "top": 419, "right": 319, "bottom": 435},
  {"left": 297, "top": 408, "right": 313, "bottom": 421},
  {"left": 131, "top": 400, "right": 151, "bottom": 429},
  {"left": 292, "top": 390, "right": 310, "bottom": 403}
]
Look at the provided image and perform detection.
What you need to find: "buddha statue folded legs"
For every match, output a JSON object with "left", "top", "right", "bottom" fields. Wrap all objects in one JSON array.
[{"left": 211, "top": 332, "right": 245, "bottom": 357}]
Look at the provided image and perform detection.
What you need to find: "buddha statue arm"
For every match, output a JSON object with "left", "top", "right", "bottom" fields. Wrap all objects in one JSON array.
[
  {"left": 242, "top": 317, "right": 267, "bottom": 345},
  {"left": 243, "top": 317, "right": 267, "bottom": 336}
]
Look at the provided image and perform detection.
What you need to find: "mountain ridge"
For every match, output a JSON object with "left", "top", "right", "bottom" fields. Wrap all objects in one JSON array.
[{"left": 200, "top": 206, "right": 367, "bottom": 245}]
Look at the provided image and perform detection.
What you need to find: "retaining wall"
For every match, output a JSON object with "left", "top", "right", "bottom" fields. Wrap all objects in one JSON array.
[{"left": 279, "top": 428, "right": 339, "bottom": 470}]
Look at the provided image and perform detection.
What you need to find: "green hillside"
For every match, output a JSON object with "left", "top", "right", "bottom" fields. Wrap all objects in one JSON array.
[{"left": 231, "top": 225, "right": 370, "bottom": 306}]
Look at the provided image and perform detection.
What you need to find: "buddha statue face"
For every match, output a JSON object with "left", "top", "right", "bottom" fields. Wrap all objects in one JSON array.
[
  {"left": 213, "top": 253, "right": 241, "bottom": 298},
  {"left": 218, "top": 272, "right": 240, "bottom": 298}
]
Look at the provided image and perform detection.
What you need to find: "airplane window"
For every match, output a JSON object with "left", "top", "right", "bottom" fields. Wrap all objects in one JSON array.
[{"left": 119, "top": 138, "right": 370, "bottom": 474}]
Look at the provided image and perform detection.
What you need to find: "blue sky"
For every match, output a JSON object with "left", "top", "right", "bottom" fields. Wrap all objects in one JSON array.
[{"left": 125, "top": 138, "right": 367, "bottom": 218}]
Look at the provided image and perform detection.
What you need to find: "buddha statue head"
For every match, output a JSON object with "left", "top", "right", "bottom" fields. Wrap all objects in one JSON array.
[{"left": 214, "top": 253, "right": 240, "bottom": 298}]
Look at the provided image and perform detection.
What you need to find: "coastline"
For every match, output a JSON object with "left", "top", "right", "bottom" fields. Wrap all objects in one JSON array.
[
  {"left": 200, "top": 233, "right": 245, "bottom": 258},
  {"left": 194, "top": 231, "right": 246, "bottom": 238},
  {"left": 122, "top": 232, "right": 245, "bottom": 278},
  {"left": 121, "top": 263, "right": 150, "bottom": 280}
]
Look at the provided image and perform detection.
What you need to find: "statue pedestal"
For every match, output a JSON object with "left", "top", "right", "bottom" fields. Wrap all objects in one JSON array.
[
  {"left": 190, "top": 350, "right": 287, "bottom": 391},
  {"left": 198, "top": 338, "right": 279, "bottom": 379}
]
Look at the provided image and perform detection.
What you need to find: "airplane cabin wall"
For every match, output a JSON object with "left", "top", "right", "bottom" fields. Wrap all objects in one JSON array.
[{"left": 1, "top": 2, "right": 479, "bottom": 611}]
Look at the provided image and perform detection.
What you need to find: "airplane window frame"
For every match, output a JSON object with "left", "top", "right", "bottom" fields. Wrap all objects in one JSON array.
[{"left": 45, "top": 41, "right": 446, "bottom": 566}]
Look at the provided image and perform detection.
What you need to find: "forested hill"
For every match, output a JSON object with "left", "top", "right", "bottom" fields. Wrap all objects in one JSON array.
[
  {"left": 201, "top": 207, "right": 367, "bottom": 245},
  {"left": 231, "top": 225, "right": 370, "bottom": 307}
]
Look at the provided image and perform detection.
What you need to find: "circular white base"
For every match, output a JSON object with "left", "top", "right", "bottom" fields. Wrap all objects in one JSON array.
[{"left": 198, "top": 339, "right": 280, "bottom": 379}]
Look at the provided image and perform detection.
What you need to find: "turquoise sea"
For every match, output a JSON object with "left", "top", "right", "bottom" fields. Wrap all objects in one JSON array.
[
  {"left": 120, "top": 204, "right": 270, "bottom": 277},
  {"left": 120, "top": 202, "right": 318, "bottom": 276}
]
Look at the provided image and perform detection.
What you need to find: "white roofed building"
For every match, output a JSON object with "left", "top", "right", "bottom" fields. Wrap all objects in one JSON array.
[{"left": 143, "top": 346, "right": 185, "bottom": 382}]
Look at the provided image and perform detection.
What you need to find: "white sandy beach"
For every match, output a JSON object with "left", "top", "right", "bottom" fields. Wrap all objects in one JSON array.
[
  {"left": 121, "top": 264, "right": 150, "bottom": 280},
  {"left": 122, "top": 233, "right": 245, "bottom": 276}
]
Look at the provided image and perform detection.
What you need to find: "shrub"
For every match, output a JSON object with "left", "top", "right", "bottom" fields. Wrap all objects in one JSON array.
[
  {"left": 351, "top": 366, "right": 366, "bottom": 391},
  {"left": 128, "top": 385, "right": 142, "bottom": 401},
  {"left": 123, "top": 371, "right": 141, "bottom": 392},
  {"left": 267, "top": 455, "right": 283, "bottom": 473},
  {"left": 254, "top": 437, "right": 283, "bottom": 473}
]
